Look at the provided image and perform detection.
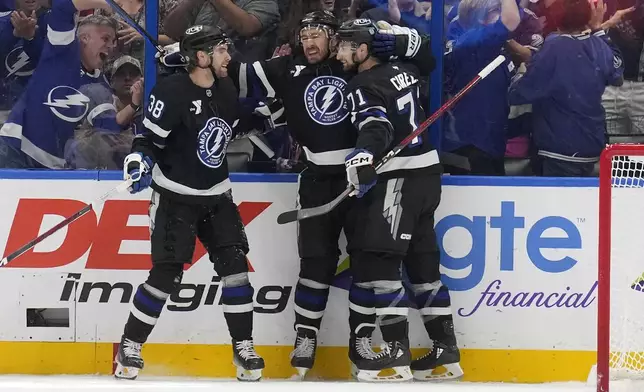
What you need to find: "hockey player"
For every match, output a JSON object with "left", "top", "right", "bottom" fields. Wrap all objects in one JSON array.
[
  {"left": 229, "top": 10, "right": 432, "bottom": 378},
  {"left": 114, "top": 25, "right": 264, "bottom": 382},
  {"left": 336, "top": 19, "right": 462, "bottom": 382}
]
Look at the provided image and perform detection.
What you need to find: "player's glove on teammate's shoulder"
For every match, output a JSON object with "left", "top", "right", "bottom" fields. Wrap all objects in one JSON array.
[
  {"left": 253, "top": 97, "right": 287, "bottom": 129},
  {"left": 345, "top": 149, "right": 377, "bottom": 198},
  {"left": 372, "top": 21, "right": 421, "bottom": 60},
  {"left": 123, "top": 152, "right": 153, "bottom": 194}
]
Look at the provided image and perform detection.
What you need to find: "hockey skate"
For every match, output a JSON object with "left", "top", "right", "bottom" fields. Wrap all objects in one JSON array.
[
  {"left": 232, "top": 339, "right": 265, "bottom": 381},
  {"left": 411, "top": 342, "right": 464, "bottom": 381},
  {"left": 290, "top": 326, "right": 318, "bottom": 379},
  {"left": 114, "top": 336, "right": 144, "bottom": 380},
  {"left": 350, "top": 337, "right": 413, "bottom": 382}
]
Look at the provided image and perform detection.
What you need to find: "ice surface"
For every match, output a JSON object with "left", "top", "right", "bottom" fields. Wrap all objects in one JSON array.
[{"left": 0, "top": 376, "right": 642, "bottom": 392}]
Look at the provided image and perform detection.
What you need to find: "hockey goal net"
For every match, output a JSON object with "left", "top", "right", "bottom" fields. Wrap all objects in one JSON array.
[{"left": 598, "top": 144, "right": 644, "bottom": 392}]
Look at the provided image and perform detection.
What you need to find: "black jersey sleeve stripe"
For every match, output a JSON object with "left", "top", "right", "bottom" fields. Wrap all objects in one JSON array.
[
  {"left": 238, "top": 63, "right": 248, "bottom": 98},
  {"left": 143, "top": 117, "right": 171, "bottom": 138},
  {"left": 356, "top": 116, "right": 393, "bottom": 131},
  {"left": 252, "top": 61, "right": 276, "bottom": 98}
]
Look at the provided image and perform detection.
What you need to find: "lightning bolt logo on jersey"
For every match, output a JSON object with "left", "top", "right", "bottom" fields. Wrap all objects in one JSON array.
[
  {"left": 44, "top": 86, "right": 90, "bottom": 123},
  {"left": 382, "top": 178, "right": 404, "bottom": 239},
  {"left": 5, "top": 47, "right": 35, "bottom": 78},
  {"left": 197, "top": 117, "right": 233, "bottom": 169},
  {"left": 304, "top": 76, "right": 349, "bottom": 125}
]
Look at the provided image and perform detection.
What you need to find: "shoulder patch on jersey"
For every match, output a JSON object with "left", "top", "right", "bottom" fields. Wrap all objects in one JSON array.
[
  {"left": 291, "top": 65, "right": 306, "bottom": 77},
  {"left": 614, "top": 55, "right": 623, "bottom": 70},
  {"left": 197, "top": 116, "right": 233, "bottom": 169},
  {"left": 44, "top": 86, "right": 90, "bottom": 123},
  {"left": 5, "top": 46, "right": 34, "bottom": 77},
  {"left": 304, "top": 76, "right": 349, "bottom": 125}
]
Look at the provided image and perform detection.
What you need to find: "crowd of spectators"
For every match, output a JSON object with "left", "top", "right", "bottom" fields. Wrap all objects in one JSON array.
[{"left": 0, "top": 0, "right": 641, "bottom": 177}]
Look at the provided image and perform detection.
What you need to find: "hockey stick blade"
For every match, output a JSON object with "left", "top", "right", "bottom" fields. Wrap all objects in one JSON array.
[
  {"left": 277, "top": 187, "right": 353, "bottom": 224},
  {"left": 276, "top": 55, "right": 506, "bottom": 225},
  {"left": 0, "top": 179, "right": 133, "bottom": 268},
  {"left": 105, "top": 0, "right": 165, "bottom": 54}
]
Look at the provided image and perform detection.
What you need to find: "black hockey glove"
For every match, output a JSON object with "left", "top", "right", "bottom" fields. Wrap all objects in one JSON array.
[
  {"left": 372, "top": 21, "right": 421, "bottom": 60},
  {"left": 123, "top": 152, "right": 153, "bottom": 194},
  {"left": 253, "top": 98, "right": 287, "bottom": 129},
  {"left": 345, "top": 149, "right": 377, "bottom": 198}
]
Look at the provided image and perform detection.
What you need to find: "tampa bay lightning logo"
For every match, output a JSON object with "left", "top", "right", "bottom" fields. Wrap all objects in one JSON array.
[
  {"left": 44, "top": 86, "right": 90, "bottom": 123},
  {"left": 304, "top": 76, "right": 349, "bottom": 125},
  {"left": 197, "top": 117, "right": 232, "bottom": 168},
  {"left": 5, "top": 46, "right": 34, "bottom": 77}
]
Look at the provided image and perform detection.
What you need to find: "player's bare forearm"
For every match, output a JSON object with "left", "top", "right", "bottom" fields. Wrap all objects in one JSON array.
[{"left": 209, "top": 0, "right": 261, "bottom": 37}]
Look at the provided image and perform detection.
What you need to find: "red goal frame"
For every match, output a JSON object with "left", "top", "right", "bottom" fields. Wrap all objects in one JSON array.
[{"left": 597, "top": 144, "right": 644, "bottom": 392}]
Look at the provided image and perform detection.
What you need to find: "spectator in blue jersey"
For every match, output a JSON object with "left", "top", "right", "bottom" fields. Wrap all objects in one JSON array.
[
  {"left": 0, "top": 0, "right": 117, "bottom": 169},
  {"left": 0, "top": 0, "right": 49, "bottom": 119},
  {"left": 508, "top": 0, "right": 624, "bottom": 177},
  {"left": 441, "top": 0, "right": 521, "bottom": 175}
]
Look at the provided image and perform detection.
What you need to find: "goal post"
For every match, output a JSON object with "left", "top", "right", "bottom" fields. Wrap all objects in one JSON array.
[{"left": 598, "top": 144, "right": 644, "bottom": 392}]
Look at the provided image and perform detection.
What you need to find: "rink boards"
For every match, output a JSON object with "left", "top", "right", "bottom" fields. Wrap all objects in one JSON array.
[{"left": 0, "top": 171, "right": 609, "bottom": 382}]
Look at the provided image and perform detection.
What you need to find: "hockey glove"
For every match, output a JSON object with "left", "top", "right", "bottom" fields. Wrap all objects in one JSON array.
[
  {"left": 253, "top": 98, "right": 287, "bottom": 129},
  {"left": 123, "top": 152, "right": 153, "bottom": 194},
  {"left": 345, "top": 149, "right": 377, "bottom": 198},
  {"left": 373, "top": 21, "right": 421, "bottom": 60},
  {"left": 157, "top": 43, "right": 189, "bottom": 68}
]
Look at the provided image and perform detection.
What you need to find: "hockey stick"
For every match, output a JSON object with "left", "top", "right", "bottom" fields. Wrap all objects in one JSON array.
[
  {"left": 0, "top": 179, "right": 134, "bottom": 268},
  {"left": 104, "top": 0, "right": 165, "bottom": 54},
  {"left": 276, "top": 55, "right": 507, "bottom": 225}
]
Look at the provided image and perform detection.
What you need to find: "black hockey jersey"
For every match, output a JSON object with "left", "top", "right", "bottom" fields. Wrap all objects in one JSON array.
[
  {"left": 238, "top": 55, "right": 356, "bottom": 174},
  {"left": 346, "top": 62, "right": 442, "bottom": 179},
  {"left": 234, "top": 38, "right": 435, "bottom": 175},
  {"left": 133, "top": 73, "right": 240, "bottom": 204}
]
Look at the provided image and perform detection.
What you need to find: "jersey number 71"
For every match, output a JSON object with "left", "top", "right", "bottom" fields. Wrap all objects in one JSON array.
[{"left": 347, "top": 88, "right": 423, "bottom": 147}]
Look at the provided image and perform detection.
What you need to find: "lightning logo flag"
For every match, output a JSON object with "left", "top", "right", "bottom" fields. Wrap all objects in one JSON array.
[{"left": 383, "top": 178, "right": 404, "bottom": 239}]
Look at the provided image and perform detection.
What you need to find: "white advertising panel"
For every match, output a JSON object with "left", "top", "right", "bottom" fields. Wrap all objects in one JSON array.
[{"left": 0, "top": 177, "right": 600, "bottom": 352}]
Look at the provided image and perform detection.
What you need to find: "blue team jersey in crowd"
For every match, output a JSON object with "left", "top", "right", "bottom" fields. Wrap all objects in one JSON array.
[
  {"left": 443, "top": 19, "right": 514, "bottom": 158},
  {"left": 508, "top": 31, "right": 624, "bottom": 160},
  {"left": 0, "top": 11, "right": 46, "bottom": 110},
  {"left": 0, "top": 0, "right": 118, "bottom": 168}
]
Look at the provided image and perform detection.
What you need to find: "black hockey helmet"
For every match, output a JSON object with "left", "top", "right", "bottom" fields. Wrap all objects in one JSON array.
[
  {"left": 180, "top": 25, "right": 232, "bottom": 62},
  {"left": 299, "top": 10, "right": 339, "bottom": 37},
  {"left": 336, "top": 18, "right": 378, "bottom": 49}
]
